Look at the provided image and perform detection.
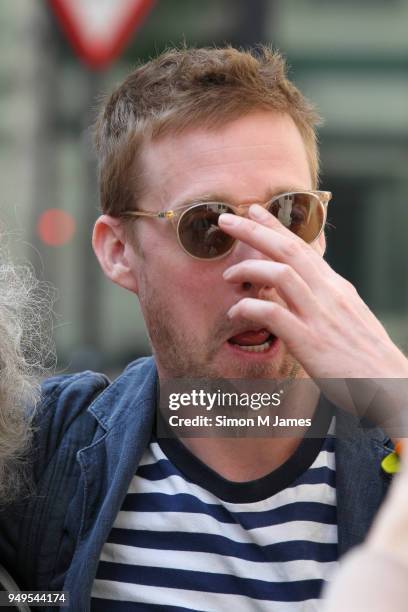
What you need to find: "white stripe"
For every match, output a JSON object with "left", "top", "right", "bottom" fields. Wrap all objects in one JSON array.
[
  {"left": 114, "top": 511, "right": 337, "bottom": 544},
  {"left": 93, "top": 441, "right": 336, "bottom": 610},
  {"left": 100, "top": 542, "right": 338, "bottom": 584},
  {"left": 137, "top": 454, "right": 157, "bottom": 467},
  {"left": 310, "top": 449, "right": 335, "bottom": 471},
  {"left": 129, "top": 473, "right": 336, "bottom": 511},
  {"left": 92, "top": 579, "right": 324, "bottom": 611}
]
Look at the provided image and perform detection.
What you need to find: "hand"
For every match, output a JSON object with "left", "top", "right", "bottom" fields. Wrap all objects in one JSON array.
[{"left": 219, "top": 204, "right": 408, "bottom": 381}]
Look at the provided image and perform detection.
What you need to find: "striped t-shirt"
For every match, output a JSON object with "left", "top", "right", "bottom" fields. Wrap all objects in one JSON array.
[{"left": 91, "top": 408, "right": 337, "bottom": 611}]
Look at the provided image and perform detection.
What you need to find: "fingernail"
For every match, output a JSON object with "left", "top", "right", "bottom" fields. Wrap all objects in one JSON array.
[
  {"left": 219, "top": 213, "right": 240, "bottom": 226},
  {"left": 223, "top": 267, "right": 235, "bottom": 279},
  {"left": 226, "top": 305, "right": 236, "bottom": 318},
  {"left": 249, "top": 204, "right": 269, "bottom": 221}
]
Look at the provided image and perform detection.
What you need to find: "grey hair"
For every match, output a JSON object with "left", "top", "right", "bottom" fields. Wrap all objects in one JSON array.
[{"left": 0, "top": 243, "right": 55, "bottom": 505}]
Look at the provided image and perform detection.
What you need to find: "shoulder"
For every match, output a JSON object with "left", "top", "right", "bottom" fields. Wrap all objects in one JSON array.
[
  {"left": 32, "top": 370, "right": 111, "bottom": 476},
  {"left": 40, "top": 370, "right": 110, "bottom": 421},
  {"left": 32, "top": 356, "right": 157, "bottom": 470}
]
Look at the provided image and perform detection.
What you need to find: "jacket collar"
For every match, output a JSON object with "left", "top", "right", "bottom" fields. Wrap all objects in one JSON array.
[{"left": 87, "top": 356, "right": 158, "bottom": 431}]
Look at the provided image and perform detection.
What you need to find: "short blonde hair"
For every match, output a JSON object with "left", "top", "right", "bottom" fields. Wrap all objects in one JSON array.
[{"left": 94, "top": 46, "right": 321, "bottom": 216}]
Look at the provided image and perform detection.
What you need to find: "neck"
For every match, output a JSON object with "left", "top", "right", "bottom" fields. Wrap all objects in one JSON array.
[
  {"left": 179, "top": 436, "right": 311, "bottom": 481},
  {"left": 161, "top": 378, "right": 321, "bottom": 482}
]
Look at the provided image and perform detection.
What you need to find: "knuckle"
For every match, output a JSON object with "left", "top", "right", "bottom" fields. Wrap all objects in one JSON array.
[
  {"left": 333, "top": 273, "right": 356, "bottom": 293},
  {"left": 333, "top": 289, "right": 351, "bottom": 311},
  {"left": 280, "top": 239, "right": 302, "bottom": 260},
  {"left": 304, "top": 327, "right": 320, "bottom": 349},
  {"left": 343, "top": 278, "right": 358, "bottom": 295},
  {"left": 277, "top": 264, "right": 294, "bottom": 284}
]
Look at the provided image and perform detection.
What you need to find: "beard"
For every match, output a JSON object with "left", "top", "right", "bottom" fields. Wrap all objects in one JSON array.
[{"left": 139, "top": 283, "right": 302, "bottom": 380}]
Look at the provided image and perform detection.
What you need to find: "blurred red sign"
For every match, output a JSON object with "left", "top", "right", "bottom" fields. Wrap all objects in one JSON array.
[{"left": 49, "top": 0, "right": 155, "bottom": 69}]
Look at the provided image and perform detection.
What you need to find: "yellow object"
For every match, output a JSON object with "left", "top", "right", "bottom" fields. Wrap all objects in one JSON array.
[{"left": 381, "top": 451, "right": 401, "bottom": 475}]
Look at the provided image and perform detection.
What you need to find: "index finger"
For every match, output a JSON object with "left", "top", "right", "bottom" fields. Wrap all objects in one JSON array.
[{"left": 218, "top": 204, "right": 330, "bottom": 285}]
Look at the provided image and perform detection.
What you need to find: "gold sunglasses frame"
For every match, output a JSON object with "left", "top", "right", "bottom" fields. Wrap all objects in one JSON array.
[{"left": 119, "top": 190, "right": 332, "bottom": 261}]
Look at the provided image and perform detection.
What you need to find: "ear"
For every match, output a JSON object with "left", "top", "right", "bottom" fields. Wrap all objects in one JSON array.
[{"left": 92, "top": 215, "right": 139, "bottom": 293}]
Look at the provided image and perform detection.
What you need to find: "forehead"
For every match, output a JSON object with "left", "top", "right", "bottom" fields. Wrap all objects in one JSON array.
[{"left": 140, "top": 110, "right": 312, "bottom": 209}]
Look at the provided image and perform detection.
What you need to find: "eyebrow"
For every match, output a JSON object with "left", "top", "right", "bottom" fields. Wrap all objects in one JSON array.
[{"left": 173, "top": 187, "right": 307, "bottom": 209}]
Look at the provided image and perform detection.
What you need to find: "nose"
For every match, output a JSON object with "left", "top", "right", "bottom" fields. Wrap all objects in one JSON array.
[
  {"left": 227, "top": 239, "right": 270, "bottom": 295},
  {"left": 230, "top": 235, "right": 269, "bottom": 264}
]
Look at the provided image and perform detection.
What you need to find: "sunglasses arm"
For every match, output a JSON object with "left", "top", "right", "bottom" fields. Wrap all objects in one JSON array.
[{"left": 119, "top": 210, "right": 176, "bottom": 220}]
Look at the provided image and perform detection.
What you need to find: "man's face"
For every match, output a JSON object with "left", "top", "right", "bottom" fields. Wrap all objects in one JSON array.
[{"left": 124, "top": 110, "right": 324, "bottom": 379}]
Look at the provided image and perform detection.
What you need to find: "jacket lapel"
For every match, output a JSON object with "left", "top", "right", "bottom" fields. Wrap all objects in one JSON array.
[{"left": 64, "top": 357, "right": 158, "bottom": 611}]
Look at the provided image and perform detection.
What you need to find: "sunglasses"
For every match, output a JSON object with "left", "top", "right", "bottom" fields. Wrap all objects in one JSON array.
[{"left": 119, "top": 190, "right": 332, "bottom": 260}]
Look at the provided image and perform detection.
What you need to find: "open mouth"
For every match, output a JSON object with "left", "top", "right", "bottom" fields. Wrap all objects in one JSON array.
[{"left": 227, "top": 328, "right": 277, "bottom": 353}]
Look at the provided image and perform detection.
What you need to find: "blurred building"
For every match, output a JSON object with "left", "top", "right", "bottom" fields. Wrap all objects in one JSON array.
[{"left": 0, "top": 0, "right": 407, "bottom": 373}]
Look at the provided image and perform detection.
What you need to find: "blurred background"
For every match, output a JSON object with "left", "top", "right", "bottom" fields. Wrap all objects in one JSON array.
[{"left": 0, "top": 0, "right": 407, "bottom": 376}]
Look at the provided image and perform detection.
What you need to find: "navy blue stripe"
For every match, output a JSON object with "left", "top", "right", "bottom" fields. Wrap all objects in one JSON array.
[
  {"left": 238, "top": 501, "right": 336, "bottom": 528},
  {"left": 292, "top": 466, "right": 336, "bottom": 487},
  {"left": 96, "top": 562, "right": 324, "bottom": 602},
  {"left": 122, "top": 493, "right": 336, "bottom": 527},
  {"left": 137, "top": 459, "right": 181, "bottom": 481},
  {"left": 137, "top": 461, "right": 335, "bottom": 489},
  {"left": 108, "top": 528, "right": 338, "bottom": 563},
  {"left": 321, "top": 436, "right": 335, "bottom": 450},
  {"left": 137, "top": 460, "right": 336, "bottom": 489},
  {"left": 122, "top": 493, "right": 235, "bottom": 523},
  {"left": 91, "top": 599, "right": 197, "bottom": 612}
]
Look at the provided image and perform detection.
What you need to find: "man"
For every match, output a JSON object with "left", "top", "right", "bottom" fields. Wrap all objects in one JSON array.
[{"left": 1, "top": 46, "right": 407, "bottom": 611}]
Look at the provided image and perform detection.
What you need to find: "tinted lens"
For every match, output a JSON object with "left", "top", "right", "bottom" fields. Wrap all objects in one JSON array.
[
  {"left": 178, "top": 203, "right": 235, "bottom": 259},
  {"left": 267, "top": 193, "right": 325, "bottom": 242}
]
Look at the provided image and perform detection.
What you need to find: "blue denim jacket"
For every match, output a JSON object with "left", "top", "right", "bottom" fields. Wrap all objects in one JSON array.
[{"left": 0, "top": 357, "right": 392, "bottom": 611}]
